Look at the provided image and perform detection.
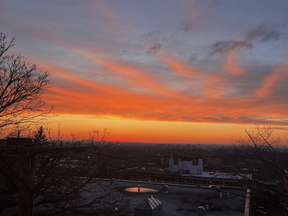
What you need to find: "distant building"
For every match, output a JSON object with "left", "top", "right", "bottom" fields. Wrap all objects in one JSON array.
[
  {"left": 169, "top": 157, "right": 203, "bottom": 175},
  {"left": 135, "top": 195, "right": 162, "bottom": 216}
]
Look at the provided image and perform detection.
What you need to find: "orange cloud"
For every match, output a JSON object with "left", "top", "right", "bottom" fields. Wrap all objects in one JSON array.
[
  {"left": 223, "top": 52, "right": 246, "bottom": 75},
  {"left": 201, "top": 75, "right": 227, "bottom": 98},
  {"left": 43, "top": 78, "right": 288, "bottom": 126},
  {"left": 76, "top": 51, "right": 188, "bottom": 99},
  {"left": 151, "top": 52, "right": 229, "bottom": 99},
  {"left": 154, "top": 53, "right": 201, "bottom": 77},
  {"left": 254, "top": 61, "right": 288, "bottom": 98},
  {"left": 37, "top": 57, "right": 288, "bottom": 130},
  {"left": 40, "top": 64, "right": 113, "bottom": 92}
]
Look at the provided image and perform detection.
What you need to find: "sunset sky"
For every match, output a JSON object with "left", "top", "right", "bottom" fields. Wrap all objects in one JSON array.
[{"left": 1, "top": 0, "right": 288, "bottom": 144}]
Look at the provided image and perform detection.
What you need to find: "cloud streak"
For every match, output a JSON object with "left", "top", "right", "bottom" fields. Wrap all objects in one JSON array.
[
  {"left": 147, "top": 43, "right": 161, "bottom": 54},
  {"left": 209, "top": 40, "right": 253, "bottom": 55},
  {"left": 254, "top": 61, "right": 288, "bottom": 98},
  {"left": 245, "top": 24, "right": 281, "bottom": 43}
]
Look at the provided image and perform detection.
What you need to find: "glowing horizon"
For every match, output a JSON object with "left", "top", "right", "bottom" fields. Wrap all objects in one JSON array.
[{"left": 45, "top": 114, "right": 288, "bottom": 145}]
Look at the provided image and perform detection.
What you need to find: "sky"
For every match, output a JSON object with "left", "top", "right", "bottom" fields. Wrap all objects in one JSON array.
[{"left": 1, "top": 0, "right": 288, "bottom": 144}]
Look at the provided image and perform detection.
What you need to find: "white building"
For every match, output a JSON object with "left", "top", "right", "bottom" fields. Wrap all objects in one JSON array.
[{"left": 169, "top": 158, "right": 203, "bottom": 175}]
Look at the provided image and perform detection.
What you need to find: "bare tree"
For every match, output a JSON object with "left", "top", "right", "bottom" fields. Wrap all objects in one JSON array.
[
  {"left": 36, "top": 129, "right": 131, "bottom": 215},
  {"left": 0, "top": 129, "right": 131, "bottom": 216},
  {"left": 0, "top": 32, "right": 51, "bottom": 137},
  {"left": 233, "top": 125, "right": 288, "bottom": 211},
  {"left": 0, "top": 33, "right": 130, "bottom": 215}
]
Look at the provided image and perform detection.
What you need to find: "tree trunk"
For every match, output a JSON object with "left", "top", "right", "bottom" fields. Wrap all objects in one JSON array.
[{"left": 17, "top": 153, "right": 35, "bottom": 216}]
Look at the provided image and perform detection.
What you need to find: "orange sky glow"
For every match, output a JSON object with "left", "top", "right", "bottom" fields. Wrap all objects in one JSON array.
[{"left": 1, "top": 1, "right": 288, "bottom": 144}]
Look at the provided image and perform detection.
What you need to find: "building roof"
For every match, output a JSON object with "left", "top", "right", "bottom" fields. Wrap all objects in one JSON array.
[
  {"left": 136, "top": 195, "right": 162, "bottom": 210},
  {"left": 181, "top": 171, "right": 250, "bottom": 180}
]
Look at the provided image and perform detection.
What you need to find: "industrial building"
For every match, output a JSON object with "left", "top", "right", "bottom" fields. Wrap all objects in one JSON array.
[{"left": 169, "top": 157, "right": 203, "bottom": 175}]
